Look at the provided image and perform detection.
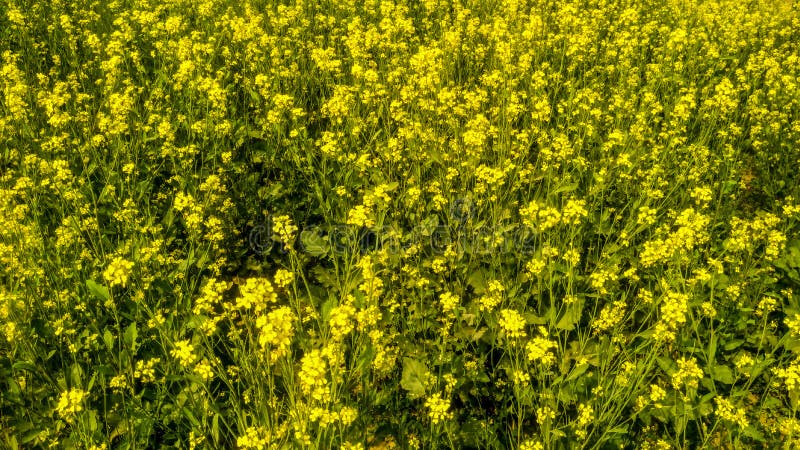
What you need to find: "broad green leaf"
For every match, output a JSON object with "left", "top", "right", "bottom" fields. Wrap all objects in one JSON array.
[
  {"left": 555, "top": 300, "right": 584, "bottom": 330},
  {"left": 467, "top": 269, "right": 488, "bottom": 294},
  {"left": 86, "top": 279, "right": 110, "bottom": 301},
  {"left": 12, "top": 361, "right": 37, "bottom": 372},
  {"left": 300, "top": 229, "right": 328, "bottom": 257},
  {"left": 124, "top": 322, "right": 138, "bottom": 352},
  {"left": 724, "top": 339, "right": 744, "bottom": 351},
  {"left": 553, "top": 182, "right": 578, "bottom": 194},
  {"left": 711, "top": 365, "right": 734, "bottom": 384},
  {"left": 401, "top": 357, "right": 429, "bottom": 399},
  {"left": 564, "top": 363, "right": 589, "bottom": 382},
  {"left": 103, "top": 329, "right": 115, "bottom": 351}
]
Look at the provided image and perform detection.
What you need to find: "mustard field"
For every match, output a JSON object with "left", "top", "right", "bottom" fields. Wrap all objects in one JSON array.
[{"left": 1, "top": 0, "right": 800, "bottom": 448}]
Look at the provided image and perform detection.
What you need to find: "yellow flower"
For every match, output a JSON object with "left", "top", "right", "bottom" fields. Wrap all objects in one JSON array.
[
  {"left": 574, "top": 403, "right": 594, "bottom": 439},
  {"left": 274, "top": 268, "right": 294, "bottom": 288},
  {"left": 439, "top": 291, "right": 460, "bottom": 314},
  {"left": 346, "top": 204, "right": 374, "bottom": 228},
  {"left": 134, "top": 358, "right": 160, "bottom": 383},
  {"left": 170, "top": 339, "right": 197, "bottom": 368},
  {"left": 592, "top": 299, "right": 626, "bottom": 334},
  {"left": 654, "top": 292, "right": 689, "bottom": 342},
  {"left": 774, "top": 359, "right": 800, "bottom": 393},
  {"left": 498, "top": 309, "right": 527, "bottom": 339},
  {"left": 256, "top": 306, "right": 295, "bottom": 361},
  {"left": 671, "top": 357, "right": 704, "bottom": 390},
  {"left": 272, "top": 215, "right": 298, "bottom": 246},
  {"left": 328, "top": 303, "right": 356, "bottom": 340},
  {"left": 526, "top": 327, "right": 557, "bottom": 366},
  {"left": 715, "top": 397, "right": 749, "bottom": 429},
  {"left": 236, "top": 426, "right": 268, "bottom": 449},
  {"left": 56, "top": 388, "right": 87, "bottom": 418},
  {"left": 650, "top": 384, "right": 666, "bottom": 405},
  {"left": 479, "top": 280, "right": 505, "bottom": 312},
  {"left": 236, "top": 277, "right": 277, "bottom": 312},
  {"left": 194, "top": 359, "right": 214, "bottom": 381},
  {"left": 103, "top": 257, "right": 134, "bottom": 287},
  {"left": 562, "top": 198, "right": 588, "bottom": 225},
  {"left": 339, "top": 406, "right": 358, "bottom": 426},
  {"left": 520, "top": 439, "right": 544, "bottom": 450},
  {"left": 424, "top": 392, "right": 451, "bottom": 424},
  {"left": 299, "top": 349, "right": 329, "bottom": 402}
]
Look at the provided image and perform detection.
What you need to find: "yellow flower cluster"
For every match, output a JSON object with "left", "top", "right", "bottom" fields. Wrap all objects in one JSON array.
[
  {"left": 439, "top": 291, "right": 460, "bottom": 315},
  {"left": 637, "top": 206, "right": 658, "bottom": 226},
  {"left": 328, "top": 303, "right": 357, "bottom": 340},
  {"left": 236, "top": 426, "right": 269, "bottom": 449},
  {"left": 236, "top": 278, "right": 277, "bottom": 312},
  {"left": 256, "top": 306, "right": 295, "bottom": 362},
  {"left": 299, "top": 349, "right": 329, "bottom": 402},
  {"left": 774, "top": 359, "right": 800, "bottom": 393},
  {"left": 274, "top": 269, "right": 294, "bottom": 288},
  {"left": 526, "top": 327, "right": 557, "bottom": 366},
  {"left": 424, "top": 392, "right": 451, "bottom": 425},
  {"left": 272, "top": 215, "right": 298, "bottom": 246},
  {"left": 589, "top": 267, "right": 618, "bottom": 295},
  {"left": 519, "top": 439, "right": 544, "bottom": 450},
  {"left": 715, "top": 397, "right": 749, "bottom": 429},
  {"left": 478, "top": 280, "right": 505, "bottom": 312},
  {"left": 725, "top": 213, "right": 785, "bottom": 259},
  {"left": 640, "top": 209, "right": 710, "bottom": 267},
  {"left": 649, "top": 385, "right": 667, "bottom": 406},
  {"left": 562, "top": 198, "right": 589, "bottom": 226},
  {"left": 346, "top": 183, "right": 395, "bottom": 228},
  {"left": 671, "top": 357, "right": 704, "bottom": 390},
  {"left": 103, "top": 257, "right": 134, "bottom": 287},
  {"left": 170, "top": 339, "right": 197, "bottom": 368},
  {"left": 521, "top": 201, "right": 561, "bottom": 232},
  {"left": 135, "top": 358, "right": 160, "bottom": 383},
  {"left": 574, "top": 403, "right": 594, "bottom": 439},
  {"left": 498, "top": 309, "right": 527, "bottom": 339},
  {"left": 786, "top": 314, "right": 800, "bottom": 337},
  {"left": 194, "top": 359, "right": 214, "bottom": 381},
  {"left": 592, "top": 299, "right": 627, "bottom": 334},
  {"left": 654, "top": 292, "right": 689, "bottom": 342},
  {"left": 193, "top": 278, "right": 230, "bottom": 315},
  {"left": 3, "top": 0, "right": 800, "bottom": 446},
  {"left": 56, "top": 388, "right": 87, "bottom": 418}
]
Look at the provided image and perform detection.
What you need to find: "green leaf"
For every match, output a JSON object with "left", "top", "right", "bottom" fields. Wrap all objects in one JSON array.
[
  {"left": 656, "top": 357, "right": 676, "bottom": 374},
  {"left": 212, "top": 414, "right": 220, "bottom": 444},
  {"left": 103, "top": 329, "right": 115, "bottom": 351},
  {"left": 698, "top": 393, "right": 716, "bottom": 416},
  {"left": 70, "top": 363, "right": 84, "bottom": 386},
  {"left": 123, "top": 322, "right": 138, "bottom": 352},
  {"left": 12, "top": 361, "right": 37, "bottom": 372},
  {"left": 724, "top": 339, "right": 744, "bottom": 351},
  {"left": 711, "top": 365, "right": 734, "bottom": 384},
  {"left": 467, "top": 269, "right": 488, "bottom": 295},
  {"left": 553, "top": 182, "right": 578, "bottom": 194},
  {"left": 401, "top": 357, "right": 429, "bottom": 399},
  {"left": 320, "top": 297, "right": 336, "bottom": 322},
  {"left": 87, "top": 372, "right": 97, "bottom": 392},
  {"left": 454, "top": 325, "right": 486, "bottom": 342},
  {"left": 355, "top": 346, "right": 376, "bottom": 374},
  {"left": 707, "top": 334, "right": 717, "bottom": 364},
  {"left": 564, "top": 363, "right": 589, "bottom": 382},
  {"left": 299, "top": 229, "right": 328, "bottom": 257},
  {"left": 86, "top": 279, "right": 110, "bottom": 301},
  {"left": 417, "top": 215, "right": 439, "bottom": 237},
  {"left": 555, "top": 300, "right": 584, "bottom": 330}
]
